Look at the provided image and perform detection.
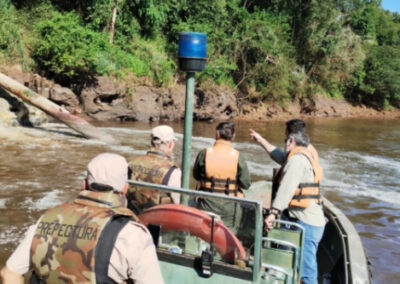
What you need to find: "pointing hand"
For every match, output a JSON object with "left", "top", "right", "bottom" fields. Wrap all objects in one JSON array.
[{"left": 250, "top": 129, "right": 264, "bottom": 144}]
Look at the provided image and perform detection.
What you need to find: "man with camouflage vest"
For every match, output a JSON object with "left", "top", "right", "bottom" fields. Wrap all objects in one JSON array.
[
  {"left": 0, "top": 153, "right": 164, "bottom": 284},
  {"left": 127, "top": 125, "right": 181, "bottom": 214}
]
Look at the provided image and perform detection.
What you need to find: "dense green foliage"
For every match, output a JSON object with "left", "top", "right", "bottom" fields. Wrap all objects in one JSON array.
[{"left": 0, "top": 0, "right": 399, "bottom": 108}]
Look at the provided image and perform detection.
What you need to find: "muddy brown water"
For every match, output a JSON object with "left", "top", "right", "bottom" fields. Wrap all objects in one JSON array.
[{"left": 0, "top": 118, "right": 399, "bottom": 282}]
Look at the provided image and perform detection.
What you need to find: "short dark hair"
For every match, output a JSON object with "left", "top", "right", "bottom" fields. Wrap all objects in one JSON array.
[
  {"left": 216, "top": 121, "right": 235, "bottom": 140},
  {"left": 286, "top": 119, "right": 306, "bottom": 134}
]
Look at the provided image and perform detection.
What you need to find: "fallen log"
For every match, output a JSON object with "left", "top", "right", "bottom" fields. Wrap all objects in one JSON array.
[{"left": 0, "top": 72, "right": 118, "bottom": 144}]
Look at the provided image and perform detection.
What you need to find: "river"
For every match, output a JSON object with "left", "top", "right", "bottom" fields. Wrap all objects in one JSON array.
[{"left": 0, "top": 118, "right": 399, "bottom": 282}]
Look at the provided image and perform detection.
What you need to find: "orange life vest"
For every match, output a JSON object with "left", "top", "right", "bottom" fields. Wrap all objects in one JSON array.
[
  {"left": 273, "top": 146, "right": 323, "bottom": 208},
  {"left": 307, "top": 144, "right": 323, "bottom": 178},
  {"left": 200, "top": 140, "right": 242, "bottom": 197},
  {"left": 288, "top": 146, "right": 322, "bottom": 208}
]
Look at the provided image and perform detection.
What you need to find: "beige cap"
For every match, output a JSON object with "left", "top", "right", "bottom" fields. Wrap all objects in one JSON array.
[
  {"left": 87, "top": 153, "right": 128, "bottom": 192},
  {"left": 151, "top": 125, "right": 177, "bottom": 143}
]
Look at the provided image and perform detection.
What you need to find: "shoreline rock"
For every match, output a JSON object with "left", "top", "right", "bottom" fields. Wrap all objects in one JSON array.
[{"left": 0, "top": 65, "right": 399, "bottom": 127}]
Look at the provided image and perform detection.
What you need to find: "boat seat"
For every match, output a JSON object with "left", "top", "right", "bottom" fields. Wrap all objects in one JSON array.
[
  {"left": 268, "top": 228, "right": 301, "bottom": 248},
  {"left": 261, "top": 220, "right": 305, "bottom": 284},
  {"left": 262, "top": 246, "right": 295, "bottom": 270}
]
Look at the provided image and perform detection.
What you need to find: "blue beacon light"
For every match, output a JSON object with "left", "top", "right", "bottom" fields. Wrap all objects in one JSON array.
[{"left": 178, "top": 32, "right": 207, "bottom": 72}]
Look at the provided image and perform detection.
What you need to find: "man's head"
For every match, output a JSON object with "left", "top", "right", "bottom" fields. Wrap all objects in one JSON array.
[
  {"left": 285, "top": 119, "right": 306, "bottom": 136},
  {"left": 86, "top": 153, "right": 129, "bottom": 194},
  {"left": 216, "top": 121, "right": 235, "bottom": 141},
  {"left": 151, "top": 125, "right": 177, "bottom": 157},
  {"left": 285, "top": 131, "right": 310, "bottom": 153}
]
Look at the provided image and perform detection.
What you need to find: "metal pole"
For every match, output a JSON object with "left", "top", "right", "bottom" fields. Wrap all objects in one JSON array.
[{"left": 181, "top": 72, "right": 195, "bottom": 203}]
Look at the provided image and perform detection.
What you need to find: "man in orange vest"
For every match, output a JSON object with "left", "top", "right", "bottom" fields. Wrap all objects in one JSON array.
[
  {"left": 252, "top": 130, "right": 325, "bottom": 284},
  {"left": 250, "top": 119, "right": 322, "bottom": 200},
  {"left": 0, "top": 153, "right": 164, "bottom": 284},
  {"left": 193, "top": 121, "right": 251, "bottom": 234}
]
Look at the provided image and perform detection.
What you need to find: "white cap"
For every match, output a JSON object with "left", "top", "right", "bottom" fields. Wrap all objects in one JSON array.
[
  {"left": 86, "top": 153, "right": 128, "bottom": 192},
  {"left": 151, "top": 125, "right": 177, "bottom": 143}
]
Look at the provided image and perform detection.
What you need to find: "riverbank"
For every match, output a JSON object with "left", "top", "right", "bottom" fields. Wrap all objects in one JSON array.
[{"left": 1, "top": 64, "right": 399, "bottom": 127}]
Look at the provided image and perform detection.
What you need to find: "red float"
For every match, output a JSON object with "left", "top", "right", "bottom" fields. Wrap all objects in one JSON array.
[{"left": 139, "top": 204, "right": 247, "bottom": 262}]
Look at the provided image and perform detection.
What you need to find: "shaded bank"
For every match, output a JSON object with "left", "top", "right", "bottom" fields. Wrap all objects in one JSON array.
[{"left": 1, "top": 65, "right": 399, "bottom": 128}]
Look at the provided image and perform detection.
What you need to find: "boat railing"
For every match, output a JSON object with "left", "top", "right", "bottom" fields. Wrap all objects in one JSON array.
[
  {"left": 128, "top": 180, "right": 264, "bottom": 282},
  {"left": 128, "top": 180, "right": 307, "bottom": 284}
]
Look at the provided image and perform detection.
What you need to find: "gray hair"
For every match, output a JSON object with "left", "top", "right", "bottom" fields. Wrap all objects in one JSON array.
[{"left": 288, "top": 131, "right": 310, "bottom": 147}]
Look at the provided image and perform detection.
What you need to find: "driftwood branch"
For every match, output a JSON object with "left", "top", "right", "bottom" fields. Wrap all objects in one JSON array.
[{"left": 0, "top": 72, "right": 118, "bottom": 144}]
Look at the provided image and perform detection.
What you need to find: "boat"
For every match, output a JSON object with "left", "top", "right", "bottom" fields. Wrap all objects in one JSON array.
[
  {"left": 129, "top": 31, "right": 370, "bottom": 284},
  {"left": 130, "top": 180, "right": 371, "bottom": 283}
]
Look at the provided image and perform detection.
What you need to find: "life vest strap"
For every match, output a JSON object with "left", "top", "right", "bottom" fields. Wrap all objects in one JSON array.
[
  {"left": 200, "top": 177, "right": 238, "bottom": 195},
  {"left": 296, "top": 183, "right": 320, "bottom": 199},
  {"left": 202, "top": 177, "right": 238, "bottom": 185},
  {"left": 30, "top": 272, "right": 45, "bottom": 284},
  {"left": 200, "top": 187, "right": 238, "bottom": 193},
  {"left": 294, "top": 182, "right": 321, "bottom": 204},
  {"left": 76, "top": 194, "right": 114, "bottom": 207},
  {"left": 293, "top": 194, "right": 321, "bottom": 199},
  {"left": 299, "top": 182, "right": 320, "bottom": 188},
  {"left": 95, "top": 216, "right": 130, "bottom": 284}
]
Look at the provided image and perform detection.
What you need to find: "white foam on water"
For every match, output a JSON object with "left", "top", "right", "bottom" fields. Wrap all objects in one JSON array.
[
  {"left": 68, "top": 137, "right": 107, "bottom": 145},
  {"left": 22, "top": 189, "right": 64, "bottom": 211},
  {"left": 103, "top": 126, "right": 185, "bottom": 140},
  {"left": 246, "top": 161, "right": 274, "bottom": 177},
  {"left": 102, "top": 127, "right": 151, "bottom": 135},
  {"left": 15, "top": 181, "right": 42, "bottom": 189},
  {"left": 233, "top": 141, "right": 268, "bottom": 151},
  {"left": 323, "top": 183, "right": 400, "bottom": 207},
  {"left": 355, "top": 152, "right": 400, "bottom": 175},
  {"left": 0, "top": 184, "right": 18, "bottom": 190},
  {"left": 108, "top": 144, "right": 147, "bottom": 156},
  {"left": 29, "top": 124, "right": 400, "bottom": 208},
  {"left": 0, "top": 224, "right": 31, "bottom": 245},
  {"left": 0, "top": 198, "right": 7, "bottom": 208},
  {"left": 0, "top": 227, "right": 20, "bottom": 245},
  {"left": 318, "top": 148, "right": 400, "bottom": 206}
]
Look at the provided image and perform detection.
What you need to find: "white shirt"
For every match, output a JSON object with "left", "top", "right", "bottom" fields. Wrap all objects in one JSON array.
[
  {"left": 167, "top": 168, "right": 182, "bottom": 204},
  {"left": 6, "top": 219, "right": 164, "bottom": 284}
]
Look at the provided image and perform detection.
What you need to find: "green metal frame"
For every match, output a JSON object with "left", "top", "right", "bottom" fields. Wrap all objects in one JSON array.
[
  {"left": 261, "top": 220, "right": 305, "bottom": 284},
  {"left": 181, "top": 71, "right": 195, "bottom": 205},
  {"left": 274, "top": 219, "right": 305, "bottom": 282},
  {"left": 128, "top": 180, "right": 264, "bottom": 283}
]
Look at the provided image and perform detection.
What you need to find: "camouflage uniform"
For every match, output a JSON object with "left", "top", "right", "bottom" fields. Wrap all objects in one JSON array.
[
  {"left": 128, "top": 149, "right": 178, "bottom": 214},
  {"left": 30, "top": 190, "right": 137, "bottom": 284}
]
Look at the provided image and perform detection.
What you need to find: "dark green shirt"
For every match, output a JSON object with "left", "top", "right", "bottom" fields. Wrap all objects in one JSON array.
[
  {"left": 192, "top": 148, "right": 252, "bottom": 190},
  {"left": 192, "top": 145, "right": 252, "bottom": 234}
]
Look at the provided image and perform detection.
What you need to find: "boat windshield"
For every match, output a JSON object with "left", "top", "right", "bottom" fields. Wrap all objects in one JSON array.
[
  {"left": 128, "top": 180, "right": 263, "bottom": 266},
  {"left": 128, "top": 180, "right": 305, "bottom": 283}
]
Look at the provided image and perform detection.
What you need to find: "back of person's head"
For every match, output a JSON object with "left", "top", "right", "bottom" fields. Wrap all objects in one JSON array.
[
  {"left": 86, "top": 153, "right": 128, "bottom": 192},
  {"left": 151, "top": 125, "right": 177, "bottom": 147},
  {"left": 216, "top": 121, "right": 235, "bottom": 141},
  {"left": 288, "top": 131, "right": 310, "bottom": 147},
  {"left": 286, "top": 119, "right": 306, "bottom": 135}
]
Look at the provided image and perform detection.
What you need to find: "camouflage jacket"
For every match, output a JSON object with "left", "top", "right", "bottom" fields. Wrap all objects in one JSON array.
[
  {"left": 128, "top": 149, "right": 177, "bottom": 214},
  {"left": 30, "top": 190, "right": 137, "bottom": 284}
]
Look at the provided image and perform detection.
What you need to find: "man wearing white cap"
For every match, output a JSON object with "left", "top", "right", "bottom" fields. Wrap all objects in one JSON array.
[
  {"left": 128, "top": 125, "right": 181, "bottom": 214},
  {"left": 1, "top": 153, "right": 164, "bottom": 284}
]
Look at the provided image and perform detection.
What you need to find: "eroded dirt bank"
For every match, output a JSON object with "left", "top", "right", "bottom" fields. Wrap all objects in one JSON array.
[{"left": 1, "top": 65, "right": 399, "bottom": 128}]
